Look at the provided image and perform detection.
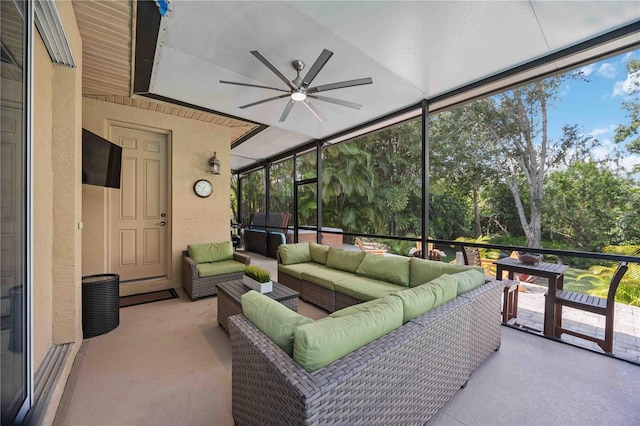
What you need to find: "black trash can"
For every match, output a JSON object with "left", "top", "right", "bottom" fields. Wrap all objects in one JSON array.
[{"left": 82, "top": 274, "right": 120, "bottom": 338}]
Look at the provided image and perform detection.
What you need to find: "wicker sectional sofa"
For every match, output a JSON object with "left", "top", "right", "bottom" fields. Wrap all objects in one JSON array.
[
  {"left": 181, "top": 241, "right": 250, "bottom": 301},
  {"left": 228, "top": 243, "right": 503, "bottom": 425}
]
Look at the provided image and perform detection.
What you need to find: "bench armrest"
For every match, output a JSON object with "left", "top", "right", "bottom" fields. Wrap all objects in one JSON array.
[{"left": 233, "top": 252, "right": 251, "bottom": 265}]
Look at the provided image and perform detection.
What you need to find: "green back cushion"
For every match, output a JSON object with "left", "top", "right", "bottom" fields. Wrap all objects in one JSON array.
[
  {"left": 455, "top": 269, "right": 486, "bottom": 296},
  {"left": 325, "top": 247, "right": 366, "bottom": 273},
  {"left": 355, "top": 253, "right": 410, "bottom": 286},
  {"left": 409, "top": 257, "right": 483, "bottom": 287},
  {"left": 393, "top": 274, "right": 458, "bottom": 323},
  {"left": 278, "top": 243, "right": 312, "bottom": 265},
  {"left": 241, "top": 290, "right": 313, "bottom": 356},
  {"left": 188, "top": 241, "right": 233, "bottom": 263},
  {"left": 309, "top": 243, "right": 330, "bottom": 265},
  {"left": 329, "top": 297, "right": 388, "bottom": 318},
  {"left": 293, "top": 295, "right": 403, "bottom": 371}
]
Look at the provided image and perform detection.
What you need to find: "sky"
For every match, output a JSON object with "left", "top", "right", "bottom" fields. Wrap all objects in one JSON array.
[{"left": 547, "top": 49, "right": 640, "bottom": 175}]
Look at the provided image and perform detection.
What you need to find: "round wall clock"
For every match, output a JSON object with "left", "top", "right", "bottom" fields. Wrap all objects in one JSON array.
[{"left": 193, "top": 179, "right": 213, "bottom": 198}]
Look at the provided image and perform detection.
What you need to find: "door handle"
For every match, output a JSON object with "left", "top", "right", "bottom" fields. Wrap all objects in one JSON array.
[{"left": 158, "top": 221, "right": 166, "bottom": 226}]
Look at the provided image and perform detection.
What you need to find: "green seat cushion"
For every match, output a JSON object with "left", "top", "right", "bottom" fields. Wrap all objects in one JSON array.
[
  {"left": 188, "top": 241, "right": 234, "bottom": 263},
  {"left": 241, "top": 290, "right": 313, "bottom": 356},
  {"left": 454, "top": 269, "right": 486, "bottom": 296},
  {"left": 278, "top": 243, "right": 312, "bottom": 265},
  {"left": 197, "top": 260, "right": 245, "bottom": 277},
  {"left": 293, "top": 295, "right": 403, "bottom": 371},
  {"left": 325, "top": 247, "right": 366, "bottom": 273},
  {"left": 409, "top": 257, "right": 484, "bottom": 287},
  {"left": 300, "top": 268, "right": 356, "bottom": 290},
  {"left": 356, "top": 253, "right": 410, "bottom": 286},
  {"left": 278, "top": 262, "right": 328, "bottom": 280},
  {"left": 393, "top": 274, "right": 458, "bottom": 323},
  {"left": 334, "top": 276, "right": 403, "bottom": 302},
  {"left": 309, "top": 243, "right": 330, "bottom": 265}
]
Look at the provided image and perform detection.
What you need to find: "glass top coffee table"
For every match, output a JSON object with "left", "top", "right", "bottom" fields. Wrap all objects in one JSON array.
[{"left": 216, "top": 279, "right": 299, "bottom": 333}]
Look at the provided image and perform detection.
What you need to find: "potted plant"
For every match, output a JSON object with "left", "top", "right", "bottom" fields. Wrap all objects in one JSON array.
[{"left": 242, "top": 264, "right": 273, "bottom": 293}]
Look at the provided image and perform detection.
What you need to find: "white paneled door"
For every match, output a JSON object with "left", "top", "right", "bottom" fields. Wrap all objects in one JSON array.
[{"left": 110, "top": 125, "right": 169, "bottom": 282}]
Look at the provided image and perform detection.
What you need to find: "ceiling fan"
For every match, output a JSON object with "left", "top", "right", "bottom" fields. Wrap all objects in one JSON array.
[{"left": 220, "top": 49, "right": 372, "bottom": 123}]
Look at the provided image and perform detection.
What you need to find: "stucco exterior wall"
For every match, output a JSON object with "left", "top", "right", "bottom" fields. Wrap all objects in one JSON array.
[
  {"left": 34, "top": 1, "right": 84, "bottom": 424},
  {"left": 82, "top": 98, "right": 231, "bottom": 294},
  {"left": 32, "top": 29, "right": 54, "bottom": 369},
  {"left": 51, "top": 0, "right": 83, "bottom": 346}
]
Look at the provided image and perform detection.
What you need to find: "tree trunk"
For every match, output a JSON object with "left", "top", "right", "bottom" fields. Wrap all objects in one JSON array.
[{"left": 472, "top": 185, "right": 481, "bottom": 237}]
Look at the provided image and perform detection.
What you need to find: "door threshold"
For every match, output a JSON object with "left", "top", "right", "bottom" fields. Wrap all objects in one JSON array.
[{"left": 120, "top": 276, "right": 168, "bottom": 285}]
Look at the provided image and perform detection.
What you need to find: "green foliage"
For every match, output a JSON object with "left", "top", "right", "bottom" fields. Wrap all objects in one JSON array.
[
  {"left": 453, "top": 236, "right": 500, "bottom": 259},
  {"left": 614, "top": 58, "right": 640, "bottom": 173},
  {"left": 239, "top": 169, "right": 266, "bottom": 225},
  {"left": 380, "top": 238, "right": 416, "bottom": 256},
  {"left": 543, "top": 161, "right": 638, "bottom": 251},
  {"left": 243, "top": 265, "right": 271, "bottom": 283},
  {"left": 269, "top": 159, "right": 294, "bottom": 215}
]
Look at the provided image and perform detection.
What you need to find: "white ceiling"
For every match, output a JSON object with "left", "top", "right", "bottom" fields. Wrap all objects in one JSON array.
[{"left": 149, "top": 1, "right": 640, "bottom": 171}]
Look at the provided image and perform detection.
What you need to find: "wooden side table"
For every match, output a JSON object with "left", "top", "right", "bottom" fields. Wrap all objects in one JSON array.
[
  {"left": 216, "top": 280, "right": 299, "bottom": 333},
  {"left": 494, "top": 257, "right": 568, "bottom": 336},
  {"left": 502, "top": 280, "right": 519, "bottom": 324}
]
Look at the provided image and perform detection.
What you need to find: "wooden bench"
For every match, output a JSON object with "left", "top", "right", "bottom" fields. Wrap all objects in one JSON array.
[{"left": 553, "top": 262, "right": 628, "bottom": 353}]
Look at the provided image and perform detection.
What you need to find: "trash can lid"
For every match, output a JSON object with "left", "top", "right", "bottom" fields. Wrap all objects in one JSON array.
[{"left": 82, "top": 274, "right": 119, "bottom": 284}]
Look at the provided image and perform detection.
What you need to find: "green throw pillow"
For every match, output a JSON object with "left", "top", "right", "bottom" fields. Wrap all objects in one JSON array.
[
  {"left": 293, "top": 295, "right": 402, "bottom": 371},
  {"left": 355, "top": 253, "right": 410, "bottom": 286},
  {"left": 309, "top": 243, "right": 330, "bottom": 265},
  {"left": 278, "top": 243, "right": 312, "bottom": 265},
  {"left": 455, "top": 269, "right": 486, "bottom": 296},
  {"left": 241, "top": 290, "right": 313, "bottom": 356},
  {"left": 393, "top": 274, "right": 458, "bottom": 323},
  {"left": 325, "top": 247, "right": 366, "bottom": 273}
]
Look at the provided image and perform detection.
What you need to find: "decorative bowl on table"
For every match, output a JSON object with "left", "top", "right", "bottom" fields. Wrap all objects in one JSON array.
[{"left": 517, "top": 252, "right": 542, "bottom": 265}]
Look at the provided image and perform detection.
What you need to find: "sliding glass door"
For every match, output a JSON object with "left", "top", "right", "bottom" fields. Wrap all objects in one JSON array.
[{"left": 1, "top": 0, "right": 31, "bottom": 423}]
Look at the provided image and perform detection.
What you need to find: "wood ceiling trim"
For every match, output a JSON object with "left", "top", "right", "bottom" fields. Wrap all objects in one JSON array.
[{"left": 84, "top": 95, "right": 260, "bottom": 144}]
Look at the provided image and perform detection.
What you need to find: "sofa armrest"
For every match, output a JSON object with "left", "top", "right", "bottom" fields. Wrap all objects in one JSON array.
[
  {"left": 233, "top": 252, "right": 251, "bottom": 265},
  {"left": 182, "top": 251, "right": 198, "bottom": 280}
]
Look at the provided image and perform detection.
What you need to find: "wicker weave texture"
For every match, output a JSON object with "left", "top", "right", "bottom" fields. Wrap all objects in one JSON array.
[
  {"left": 82, "top": 274, "right": 120, "bottom": 338},
  {"left": 181, "top": 251, "right": 249, "bottom": 301},
  {"left": 277, "top": 271, "right": 304, "bottom": 294},
  {"left": 218, "top": 288, "right": 241, "bottom": 333},
  {"left": 334, "top": 292, "right": 362, "bottom": 311},
  {"left": 302, "top": 280, "right": 335, "bottom": 312},
  {"left": 460, "top": 279, "right": 504, "bottom": 369},
  {"left": 229, "top": 280, "right": 500, "bottom": 426}
]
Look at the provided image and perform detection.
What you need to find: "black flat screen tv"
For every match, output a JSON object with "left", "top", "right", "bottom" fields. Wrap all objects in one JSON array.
[{"left": 82, "top": 129, "right": 122, "bottom": 189}]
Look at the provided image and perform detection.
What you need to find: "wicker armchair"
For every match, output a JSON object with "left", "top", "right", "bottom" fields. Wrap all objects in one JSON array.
[{"left": 181, "top": 250, "right": 250, "bottom": 301}]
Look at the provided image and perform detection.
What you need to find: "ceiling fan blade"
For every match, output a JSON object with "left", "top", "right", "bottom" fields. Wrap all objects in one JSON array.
[
  {"left": 300, "top": 48, "right": 333, "bottom": 89},
  {"left": 308, "top": 95, "right": 362, "bottom": 109},
  {"left": 239, "top": 94, "right": 289, "bottom": 109},
  {"left": 307, "top": 77, "right": 373, "bottom": 93},
  {"left": 220, "top": 80, "right": 289, "bottom": 93},
  {"left": 302, "top": 99, "right": 326, "bottom": 122},
  {"left": 279, "top": 99, "right": 296, "bottom": 122},
  {"left": 250, "top": 50, "right": 298, "bottom": 91}
]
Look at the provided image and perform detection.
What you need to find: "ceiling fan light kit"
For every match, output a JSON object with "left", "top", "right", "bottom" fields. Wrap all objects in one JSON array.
[{"left": 221, "top": 49, "right": 372, "bottom": 122}]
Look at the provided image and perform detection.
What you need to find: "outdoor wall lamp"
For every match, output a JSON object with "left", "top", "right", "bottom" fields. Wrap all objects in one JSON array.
[{"left": 209, "top": 152, "right": 221, "bottom": 175}]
